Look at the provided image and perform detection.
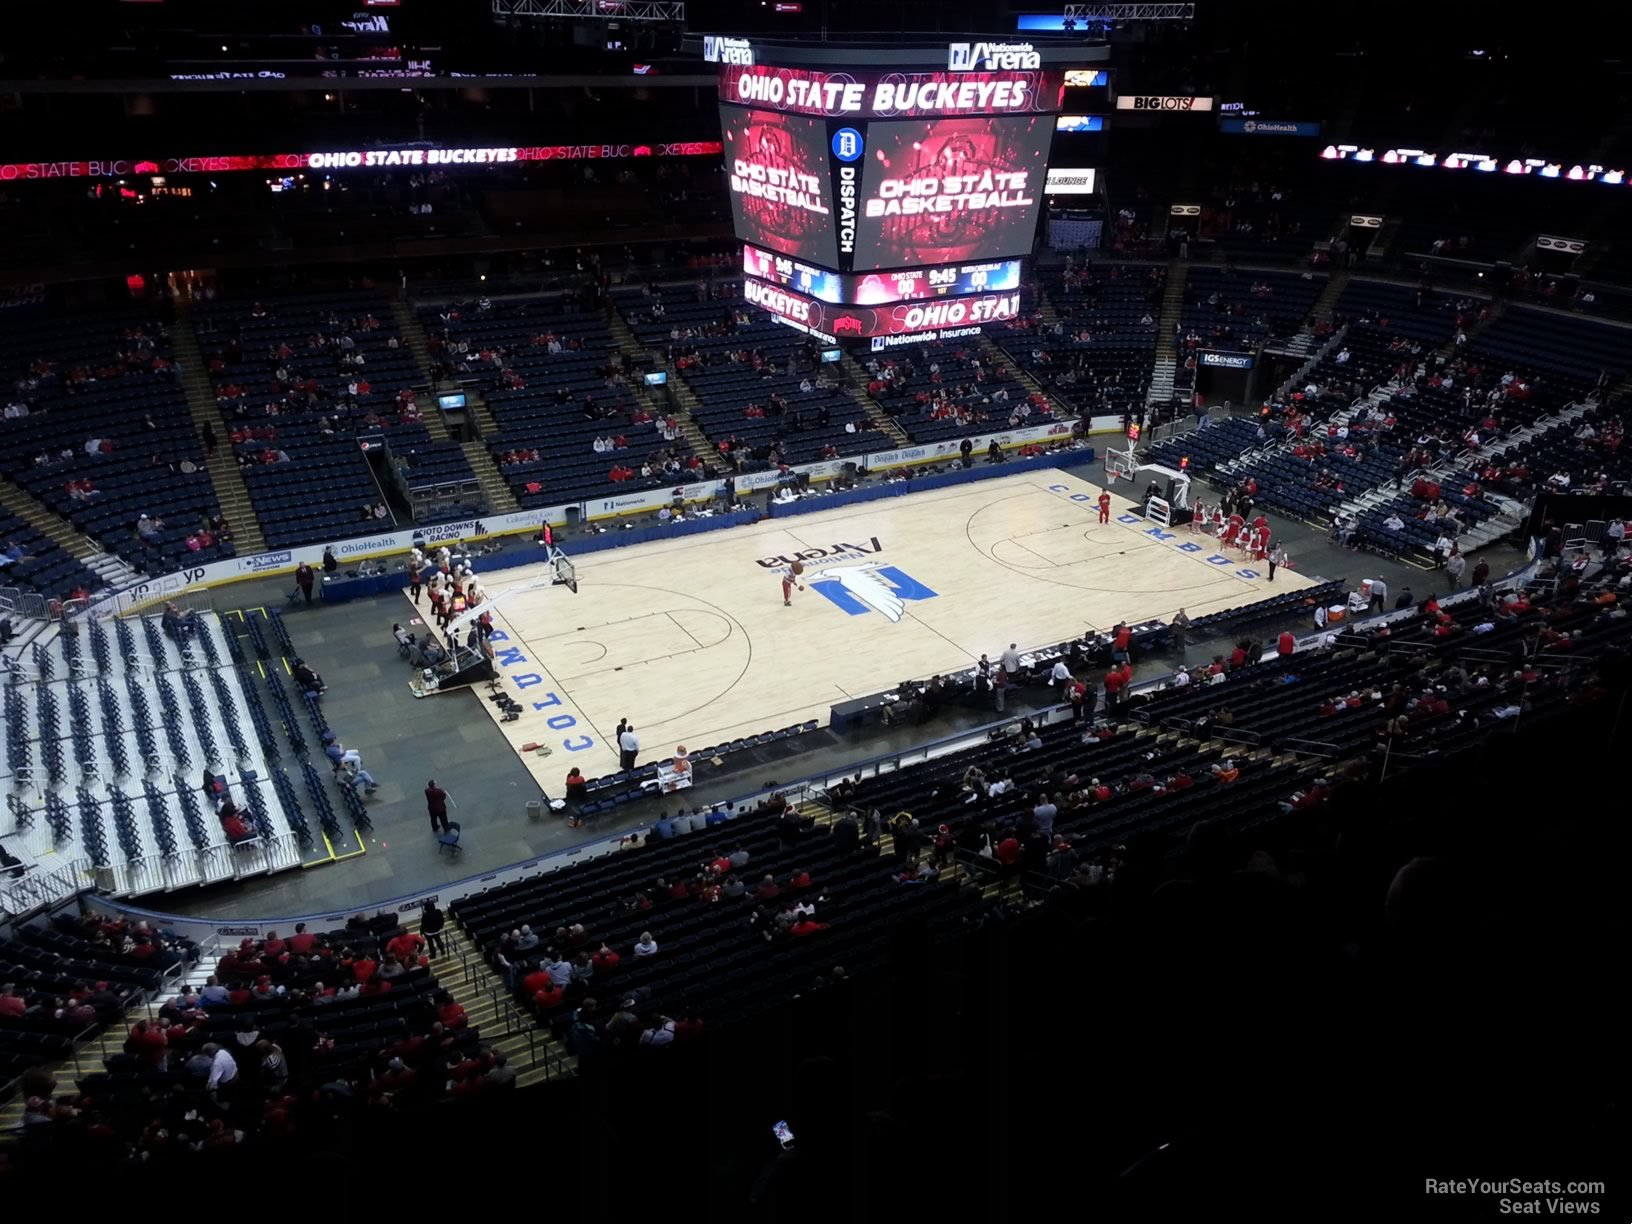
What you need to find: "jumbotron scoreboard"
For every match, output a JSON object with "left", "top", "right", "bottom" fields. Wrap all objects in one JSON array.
[{"left": 697, "top": 35, "right": 1108, "bottom": 349}]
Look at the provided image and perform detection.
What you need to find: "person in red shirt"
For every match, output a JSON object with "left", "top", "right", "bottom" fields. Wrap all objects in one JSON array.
[
  {"left": 386, "top": 931, "right": 424, "bottom": 963},
  {"left": 1229, "top": 644, "right": 1247, "bottom": 670},
  {"left": 1277, "top": 630, "right": 1296, "bottom": 659},
  {"left": 789, "top": 918, "right": 830, "bottom": 938},
  {"left": 756, "top": 875, "right": 781, "bottom": 901},
  {"left": 533, "top": 980, "right": 566, "bottom": 1011},
  {"left": 1102, "top": 665, "right": 1126, "bottom": 713},
  {"left": 352, "top": 954, "right": 378, "bottom": 984},
  {"left": 994, "top": 836, "right": 1022, "bottom": 866},
  {"left": 591, "top": 944, "right": 621, "bottom": 973},
  {"left": 128, "top": 1020, "right": 168, "bottom": 1068},
  {"left": 262, "top": 931, "right": 286, "bottom": 959},
  {"left": 522, "top": 965, "right": 551, "bottom": 997},
  {"left": 287, "top": 923, "right": 316, "bottom": 956},
  {"left": 1097, "top": 489, "right": 1112, "bottom": 524},
  {"left": 787, "top": 869, "right": 812, "bottom": 891},
  {"left": 437, "top": 995, "right": 467, "bottom": 1028}
]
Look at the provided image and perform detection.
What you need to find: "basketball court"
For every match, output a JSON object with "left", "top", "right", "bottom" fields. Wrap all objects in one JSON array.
[{"left": 408, "top": 466, "right": 1316, "bottom": 786}]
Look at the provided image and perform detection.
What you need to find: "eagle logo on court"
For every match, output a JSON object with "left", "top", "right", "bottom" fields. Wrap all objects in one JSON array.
[
  {"left": 822, "top": 563, "right": 906, "bottom": 622},
  {"left": 804, "top": 561, "right": 940, "bottom": 623}
]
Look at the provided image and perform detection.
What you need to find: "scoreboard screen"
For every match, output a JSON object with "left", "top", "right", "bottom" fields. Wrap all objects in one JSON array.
[
  {"left": 851, "top": 115, "right": 1052, "bottom": 270},
  {"left": 743, "top": 242, "right": 1021, "bottom": 305},
  {"left": 720, "top": 106, "right": 839, "bottom": 266},
  {"left": 742, "top": 277, "right": 1023, "bottom": 342}
]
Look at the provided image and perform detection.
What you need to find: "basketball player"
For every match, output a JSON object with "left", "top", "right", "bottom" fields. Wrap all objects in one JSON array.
[
  {"left": 1097, "top": 489, "right": 1112, "bottom": 524},
  {"left": 782, "top": 560, "right": 807, "bottom": 607}
]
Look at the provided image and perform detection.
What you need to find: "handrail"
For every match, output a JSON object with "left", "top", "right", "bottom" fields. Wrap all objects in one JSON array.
[
  {"left": 1282, "top": 738, "right": 1340, "bottom": 756},
  {"left": 0, "top": 857, "right": 92, "bottom": 922}
]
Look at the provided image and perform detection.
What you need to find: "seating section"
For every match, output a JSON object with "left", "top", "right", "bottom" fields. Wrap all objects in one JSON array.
[
  {"left": 1152, "top": 281, "right": 1620, "bottom": 531},
  {"left": 619, "top": 284, "right": 888, "bottom": 468},
  {"left": 1465, "top": 404, "right": 1632, "bottom": 503},
  {"left": 1471, "top": 307, "right": 1630, "bottom": 383},
  {"left": 195, "top": 294, "right": 420, "bottom": 549},
  {"left": 419, "top": 294, "right": 686, "bottom": 509},
  {"left": 454, "top": 810, "right": 986, "bottom": 1041},
  {"left": 0, "top": 506, "right": 101, "bottom": 602},
  {"left": 0, "top": 307, "right": 224, "bottom": 581},
  {"left": 999, "top": 265, "right": 1164, "bottom": 419},
  {"left": 0, "top": 914, "right": 195, "bottom": 1095},
  {"left": 1331, "top": 281, "right": 1466, "bottom": 344},
  {"left": 860, "top": 339, "right": 1047, "bottom": 442},
  {"left": 1179, "top": 267, "right": 1326, "bottom": 348},
  {"left": 0, "top": 608, "right": 375, "bottom": 897},
  {"left": 15, "top": 912, "right": 495, "bottom": 1150},
  {"left": 452, "top": 559, "right": 1632, "bottom": 1060}
]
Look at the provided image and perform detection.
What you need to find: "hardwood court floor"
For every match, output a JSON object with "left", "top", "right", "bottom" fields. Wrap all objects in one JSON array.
[{"left": 412, "top": 467, "right": 1316, "bottom": 786}]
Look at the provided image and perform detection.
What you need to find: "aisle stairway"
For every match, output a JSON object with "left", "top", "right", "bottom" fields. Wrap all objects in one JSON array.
[
  {"left": 0, "top": 480, "right": 138, "bottom": 591},
  {"left": 0, "top": 999, "right": 155, "bottom": 1137},
  {"left": 1145, "top": 261, "right": 1188, "bottom": 410},
  {"left": 833, "top": 354, "right": 910, "bottom": 446},
  {"left": 388, "top": 301, "right": 452, "bottom": 443},
  {"left": 604, "top": 312, "right": 721, "bottom": 470},
  {"left": 977, "top": 336, "right": 1050, "bottom": 405},
  {"left": 433, "top": 923, "right": 567, "bottom": 1088},
  {"left": 1032, "top": 283, "right": 1061, "bottom": 331},
  {"left": 662, "top": 369, "right": 732, "bottom": 467},
  {"left": 607, "top": 309, "right": 657, "bottom": 365},
  {"left": 1310, "top": 270, "right": 1351, "bottom": 323},
  {"left": 172, "top": 301, "right": 266, "bottom": 554}
]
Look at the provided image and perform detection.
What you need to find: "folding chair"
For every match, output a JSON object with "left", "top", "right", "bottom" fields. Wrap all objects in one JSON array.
[{"left": 437, "top": 822, "right": 462, "bottom": 858}]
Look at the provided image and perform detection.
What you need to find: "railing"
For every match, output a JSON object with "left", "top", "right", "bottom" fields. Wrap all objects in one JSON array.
[
  {"left": 1281, "top": 738, "right": 1340, "bottom": 757},
  {"left": 0, "top": 585, "right": 49, "bottom": 623},
  {"left": 0, "top": 857, "right": 92, "bottom": 922}
]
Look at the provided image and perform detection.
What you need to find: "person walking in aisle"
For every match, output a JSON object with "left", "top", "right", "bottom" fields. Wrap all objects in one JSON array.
[
  {"left": 619, "top": 725, "right": 640, "bottom": 772},
  {"left": 419, "top": 901, "right": 448, "bottom": 957},
  {"left": 425, "top": 780, "right": 451, "bottom": 835},
  {"left": 295, "top": 561, "right": 315, "bottom": 607}
]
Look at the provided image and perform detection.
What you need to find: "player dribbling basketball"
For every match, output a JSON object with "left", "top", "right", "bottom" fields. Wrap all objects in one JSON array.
[{"left": 782, "top": 560, "right": 806, "bottom": 606}]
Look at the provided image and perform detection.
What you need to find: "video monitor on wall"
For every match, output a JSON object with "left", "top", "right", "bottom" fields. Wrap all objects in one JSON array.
[
  {"left": 719, "top": 105, "right": 839, "bottom": 267},
  {"left": 852, "top": 115, "right": 1052, "bottom": 271}
]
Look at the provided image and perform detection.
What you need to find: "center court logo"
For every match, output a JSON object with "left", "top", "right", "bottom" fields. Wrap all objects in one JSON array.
[
  {"left": 807, "top": 562, "right": 937, "bottom": 622},
  {"left": 754, "top": 537, "right": 937, "bottom": 621}
]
